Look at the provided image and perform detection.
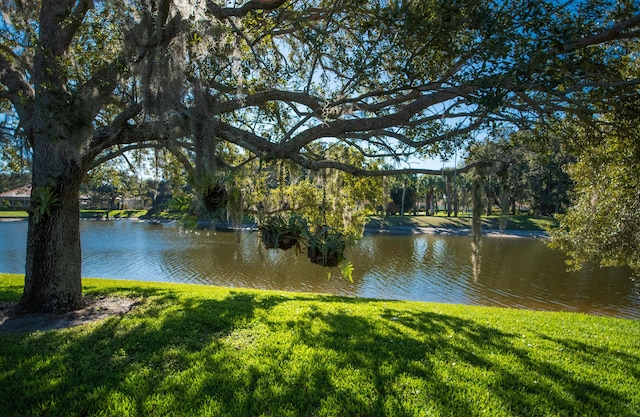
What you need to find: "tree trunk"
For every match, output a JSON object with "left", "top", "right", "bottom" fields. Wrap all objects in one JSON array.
[
  {"left": 471, "top": 169, "right": 484, "bottom": 280},
  {"left": 445, "top": 176, "right": 452, "bottom": 216},
  {"left": 498, "top": 182, "right": 510, "bottom": 216},
  {"left": 400, "top": 179, "right": 407, "bottom": 216},
  {"left": 453, "top": 186, "right": 459, "bottom": 217},
  {"left": 16, "top": 138, "right": 85, "bottom": 314},
  {"left": 424, "top": 192, "right": 428, "bottom": 215}
]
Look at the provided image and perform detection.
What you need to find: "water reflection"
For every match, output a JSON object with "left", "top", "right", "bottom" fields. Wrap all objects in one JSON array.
[{"left": 0, "top": 220, "right": 638, "bottom": 318}]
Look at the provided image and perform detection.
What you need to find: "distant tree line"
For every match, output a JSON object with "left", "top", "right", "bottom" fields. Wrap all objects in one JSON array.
[
  {"left": 0, "top": 172, "right": 31, "bottom": 194},
  {"left": 384, "top": 136, "right": 574, "bottom": 218}
]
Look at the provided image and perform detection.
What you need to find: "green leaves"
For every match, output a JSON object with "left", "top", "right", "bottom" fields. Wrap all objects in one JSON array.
[
  {"left": 340, "top": 261, "right": 354, "bottom": 282},
  {"left": 29, "top": 185, "right": 60, "bottom": 224},
  {"left": 258, "top": 212, "right": 308, "bottom": 251},
  {"left": 167, "top": 195, "right": 192, "bottom": 213},
  {"left": 548, "top": 111, "right": 640, "bottom": 273}
]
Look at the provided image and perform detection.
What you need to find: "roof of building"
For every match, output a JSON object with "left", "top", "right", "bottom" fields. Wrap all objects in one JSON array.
[{"left": 0, "top": 185, "right": 31, "bottom": 198}]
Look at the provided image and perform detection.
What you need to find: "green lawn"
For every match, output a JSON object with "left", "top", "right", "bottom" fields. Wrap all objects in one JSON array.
[
  {"left": 80, "top": 209, "right": 148, "bottom": 219},
  {"left": 1, "top": 273, "right": 638, "bottom": 416},
  {"left": 368, "top": 214, "right": 558, "bottom": 232},
  {"left": 0, "top": 209, "right": 148, "bottom": 219},
  {"left": 0, "top": 209, "right": 28, "bottom": 218}
]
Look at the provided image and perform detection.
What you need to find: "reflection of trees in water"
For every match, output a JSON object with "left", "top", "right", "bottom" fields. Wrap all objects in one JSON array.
[
  {"left": 172, "top": 231, "right": 360, "bottom": 295},
  {"left": 411, "top": 238, "right": 428, "bottom": 262},
  {"left": 351, "top": 235, "right": 474, "bottom": 292},
  {"left": 470, "top": 237, "right": 636, "bottom": 315}
]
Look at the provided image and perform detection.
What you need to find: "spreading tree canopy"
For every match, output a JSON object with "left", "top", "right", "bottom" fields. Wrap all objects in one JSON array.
[
  {"left": 549, "top": 105, "right": 640, "bottom": 273},
  {"left": 1, "top": 0, "right": 639, "bottom": 312}
]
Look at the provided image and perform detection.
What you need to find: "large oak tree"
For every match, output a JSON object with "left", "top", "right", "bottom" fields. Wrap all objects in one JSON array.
[{"left": 1, "top": 0, "right": 639, "bottom": 313}]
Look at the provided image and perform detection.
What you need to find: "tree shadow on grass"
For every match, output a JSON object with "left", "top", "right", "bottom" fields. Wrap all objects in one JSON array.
[
  {"left": 265, "top": 304, "right": 638, "bottom": 416},
  {"left": 399, "top": 309, "right": 639, "bottom": 416},
  {"left": 273, "top": 306, "right": 509, "bottom": 416},
  {"left": 0, "top": 292, "right": 638, "bottom": 416}
]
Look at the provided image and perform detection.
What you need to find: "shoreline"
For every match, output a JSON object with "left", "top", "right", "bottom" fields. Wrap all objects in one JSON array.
[
  {"left": 1, "top": 216, "right": 549, "bottom": 238},
  {"left": 364, "top": 225, "right": 548, "bottom": 238}
]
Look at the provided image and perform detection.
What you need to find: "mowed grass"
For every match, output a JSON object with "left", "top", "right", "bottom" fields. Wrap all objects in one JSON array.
[
  {"left": 0, "top": 210, "right": 148, "bottom": 219},
  {"left": 0, "top": 210, "right": 28, "bottom": 218},
  {"left": 80, "top": 209, "right": 148, "bottom": 219},
  {"left": 1, "top": 273, "right": 638, "bottom": 417},
  {"left": 368, "top": 214, "right": 558, "bottom": 232}
]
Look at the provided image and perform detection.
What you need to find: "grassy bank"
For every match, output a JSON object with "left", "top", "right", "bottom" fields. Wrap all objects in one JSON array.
[
  {"left": 2, "top": 209, "right": 555, "bottom": 233},
  {"left": 1, "top": 274, "right": 638, "bottom": 416},
  {"left": 368, "top": 214, "right": 558, "bottom": 232},
  {"left": 80, "top": 209, "right": 148, "bottom": 219},
  {"left": 0, "top": 209, "right": 28, "bottom": 218},
  {"left": 0, "top": 209, "right": 148, "bottom": 219}
]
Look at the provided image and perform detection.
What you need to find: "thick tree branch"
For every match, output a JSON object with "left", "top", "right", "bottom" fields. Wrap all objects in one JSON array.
[
  {"left": 0, "top": 52, "right": 34, "bottom": 129},
  {"left": 39, "top": 0, "right": 93, "bottom": 57},
  {"left": 90, "top": 142, "right": 161, "bottom": 169},
  {"left": 0, "top": 44, "right": 32, "bottom": 75},
  {"left": 77, "top": 56, "right": 129, "bottom": 122},
  {"left": 163, "top": 141, "right": 195, "bottom": 176},
  {"left": 283, "top": 87, "right": 472, "bottom": 152},
  {"left": 207, "top": 0, "right": 288, "bottom": 20},
  {"left": 285, "top": 154, "right": 479, "bottom": 177},
  {"left": 58, "top": 0, "right": 94, "bottom": 54},
  {"left": 83, "top": 113, "right": 189, "bottom": 172},
  {"left": 217, "top": 89, "right": 322, "bottom": 114},
  {"left": 561, "top": 13, "right": 640, "bottom": 53},
  {"left": 83, "top": 103, "right": 145, "bottom": 165}
]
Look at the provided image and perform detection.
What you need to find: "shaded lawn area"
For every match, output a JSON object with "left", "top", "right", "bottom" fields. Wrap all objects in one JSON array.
[{"left": 0, "top": 274, "right": 638, "bottom": 416}]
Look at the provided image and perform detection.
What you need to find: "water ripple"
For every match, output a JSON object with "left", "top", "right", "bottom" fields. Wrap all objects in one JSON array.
[{"left": 1, "top": 221, "right": 638, "bottom": 319}]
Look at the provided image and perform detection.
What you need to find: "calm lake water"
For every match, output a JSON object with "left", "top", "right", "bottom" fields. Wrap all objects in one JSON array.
[{"left": 1, "top": 219, "right": 638, "bottom": 319}]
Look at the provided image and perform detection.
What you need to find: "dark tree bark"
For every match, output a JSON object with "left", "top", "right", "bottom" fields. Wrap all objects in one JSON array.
[
  {"left": 17, "top": 137, "right": 85, "bottom": 313},
  {"left": 12, "top": 1, "right": 90, "bottom": 313}
]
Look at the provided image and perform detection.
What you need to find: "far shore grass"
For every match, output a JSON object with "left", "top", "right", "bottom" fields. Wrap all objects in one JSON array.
[
  {"left": 1, "top": 208, "right": 557, "bottom": 232},
  {"left": 0, "top": 209, "right": 29, "bottom": 218},
  {"left": 0, "top": 209, "right": 147, "bottom": 219},
  {"left": 367, "top": 213, "right": 558, "bottom": 232},
  {"left": 1, "top": 273, "right": 638, "bottom": 416}
]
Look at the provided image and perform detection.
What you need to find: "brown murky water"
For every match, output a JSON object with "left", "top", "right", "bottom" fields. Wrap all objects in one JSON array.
[{"left": 1, "top": 220, "right": 638, "bottom": 318}]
